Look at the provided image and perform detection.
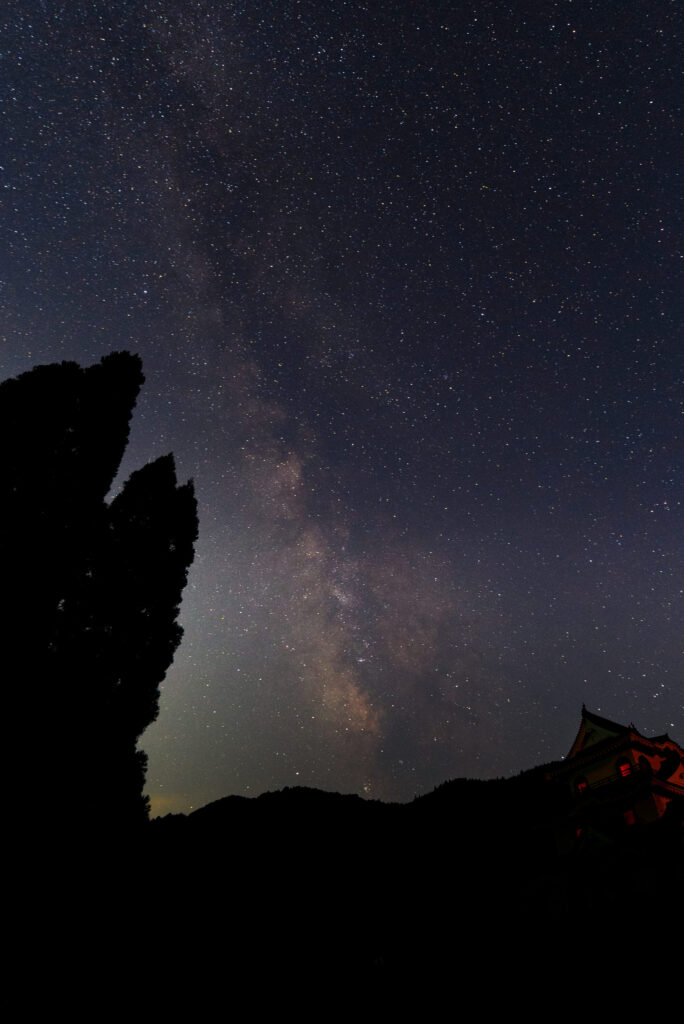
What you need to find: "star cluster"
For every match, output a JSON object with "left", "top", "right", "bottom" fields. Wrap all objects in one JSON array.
[{"left": 1, "top": 1, "right": 681, "bottom": 813}]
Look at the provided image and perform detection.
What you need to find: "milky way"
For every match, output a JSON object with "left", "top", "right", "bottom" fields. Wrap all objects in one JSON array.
[{"left": 1, "top": 2, "right": 681, "bottom": 813}]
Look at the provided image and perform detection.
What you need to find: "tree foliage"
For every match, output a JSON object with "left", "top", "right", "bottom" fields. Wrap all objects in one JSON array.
[{"left": 1, "top": 353, "right": 198, "bottom": 832}]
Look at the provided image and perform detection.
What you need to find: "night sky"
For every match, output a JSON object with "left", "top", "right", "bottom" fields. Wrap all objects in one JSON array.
[{"left": 2, "top": 1, "right": 681, "bottom": 815}]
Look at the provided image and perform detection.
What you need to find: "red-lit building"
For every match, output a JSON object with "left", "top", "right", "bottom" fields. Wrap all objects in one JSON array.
[{"left": 549, "top": 706, "right": 684, "bottom": 842}]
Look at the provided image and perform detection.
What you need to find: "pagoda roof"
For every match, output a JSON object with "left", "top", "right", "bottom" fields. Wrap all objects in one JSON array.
[{"left": 566, "top": 705, "right": 682, "bottom": 762}]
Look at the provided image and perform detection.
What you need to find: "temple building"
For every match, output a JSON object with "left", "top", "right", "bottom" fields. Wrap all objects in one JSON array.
[{"left": 547, "top": 706, "right": 684, "bottom": 843}]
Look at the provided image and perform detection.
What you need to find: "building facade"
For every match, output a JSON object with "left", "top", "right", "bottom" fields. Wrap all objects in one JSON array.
[{"left": 548, "top": 706, "right": 684, "bottom": 844}]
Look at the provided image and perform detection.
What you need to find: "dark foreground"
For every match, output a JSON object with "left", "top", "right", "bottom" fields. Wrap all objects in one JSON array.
[{"left": 19, "top": 774, "right": 682, "bottom": 1008}]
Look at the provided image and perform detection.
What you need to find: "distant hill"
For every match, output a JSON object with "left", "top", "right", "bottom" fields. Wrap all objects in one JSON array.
[{"left": 148, "top": 768, "right": 681, "bottom": 977}]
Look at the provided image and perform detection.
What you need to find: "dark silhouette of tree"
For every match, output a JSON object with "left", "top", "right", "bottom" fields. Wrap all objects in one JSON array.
[{"left": 0, "top": 353, "right": 198, "bottom": 834}]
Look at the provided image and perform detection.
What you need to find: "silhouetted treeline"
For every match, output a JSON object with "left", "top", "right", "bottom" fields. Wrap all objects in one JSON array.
[
  {"left": 146, "top": 776, "right": 683, "bottom": 980},
  {"left": 1, "top": 353, "right": 197, "bottom": 836}
]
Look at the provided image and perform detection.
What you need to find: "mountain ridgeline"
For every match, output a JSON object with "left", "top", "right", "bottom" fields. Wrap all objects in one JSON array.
[{"left": 147, "top": 771, "right": 683, "bottom": 976}]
